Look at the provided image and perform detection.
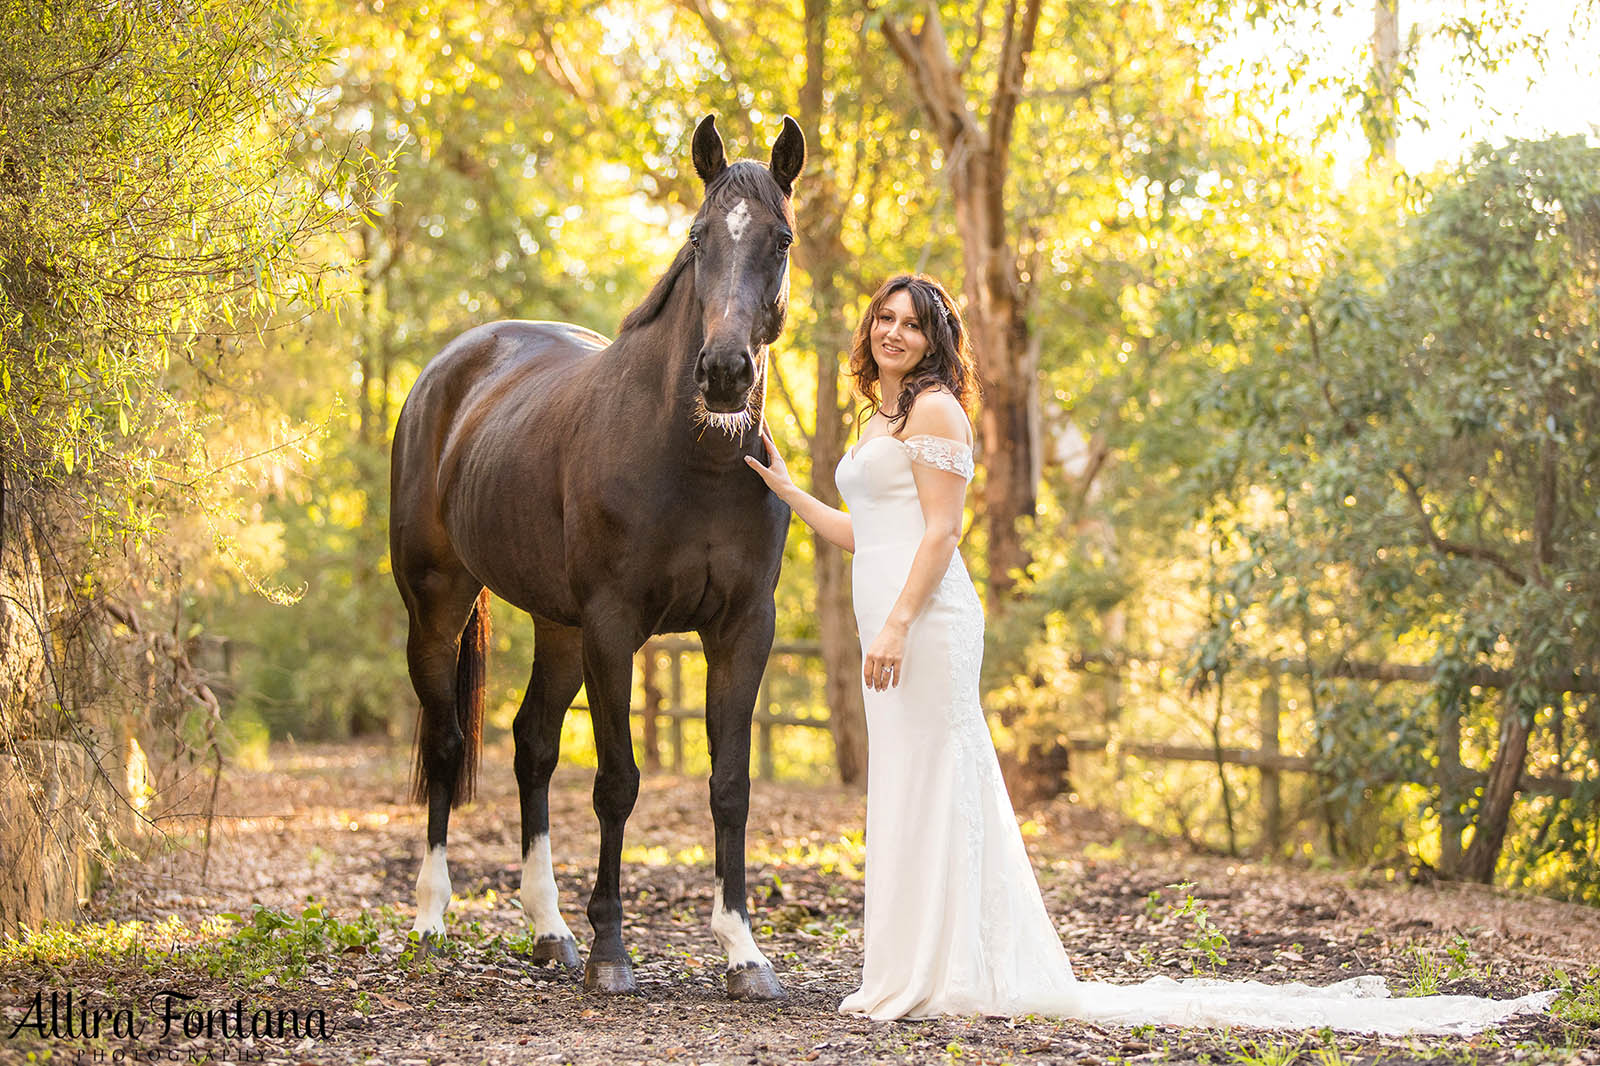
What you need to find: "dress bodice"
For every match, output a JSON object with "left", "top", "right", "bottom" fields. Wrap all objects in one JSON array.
[{"left": 835, "top": 434, "right": 975, "bottom": 555}]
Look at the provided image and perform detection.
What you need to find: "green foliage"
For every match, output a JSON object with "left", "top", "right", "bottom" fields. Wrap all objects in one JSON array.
[
  {"left": 0, "top": 0, "right": 360, "bottom": 883},
  {"left": 1191, "top": 136, "right": 1600, "bottom": 890},
  {"left": 1550, "top": 967, "right": 1600, "bottom": 1027},
  {"left": 997, "top": 127, "right": 1600, "bottom": 893},
  {"left": 0, "top": 0, "right": 351, "bottom": 555},
  {"left": 0, "top": 904, "right": 389, "bottom": 986},
  {"left": 214, "top": 903, "right": 381, "bottom": 980}
]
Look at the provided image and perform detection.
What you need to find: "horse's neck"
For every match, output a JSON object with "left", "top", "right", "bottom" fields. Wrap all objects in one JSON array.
[{"left": 608, "top": 267, "right": 762, "bottom": 460}]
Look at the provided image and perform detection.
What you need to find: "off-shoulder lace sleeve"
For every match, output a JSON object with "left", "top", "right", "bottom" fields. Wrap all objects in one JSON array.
[{"left": 902, "top": 435, "right": 975, "bottom": 481}]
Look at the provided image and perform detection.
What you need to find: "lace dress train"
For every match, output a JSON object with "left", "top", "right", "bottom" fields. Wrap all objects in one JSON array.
[{"left": 831, "top": 433, "right": 1555, "bottom": 1034}]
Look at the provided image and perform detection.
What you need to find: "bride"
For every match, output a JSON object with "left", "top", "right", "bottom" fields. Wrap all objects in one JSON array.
[{"left": 744, "top": 272, "right": 1555, "bottom": 1034}]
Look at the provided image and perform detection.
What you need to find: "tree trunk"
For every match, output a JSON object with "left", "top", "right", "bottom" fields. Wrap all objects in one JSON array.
[
  {"left": 1369, "top": 0, "right": 1400, "bottom": 162},
  {"left": 801, "top": 0, "right": 867, "bottom": 785},
  {"left": 809, "top": 259, "right": 866, "bottom": 785},
  {"left": 882, "top": 0, "right": 1042, "bottom": 614},
  {"left": 1458, "top": 691, "right": 1535, "bottom": 882}
]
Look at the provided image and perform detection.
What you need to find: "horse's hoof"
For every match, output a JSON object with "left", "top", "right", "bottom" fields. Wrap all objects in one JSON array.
[
  {"left": 583, "top": 957, "right": 638, "bottom": 995},
  {"left": 411, "top": 931, "right": 447, "bottom": 962},
  {"left": 529, "top": 935, "right": 582, "bottom": 969},
  {"left": 726, "top": 962, "right": 785, "bottom": 1001}
]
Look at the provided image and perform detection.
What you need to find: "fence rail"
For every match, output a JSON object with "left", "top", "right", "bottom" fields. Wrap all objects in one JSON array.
[
  {"left": 568, "top": 637, "right": 832, "bottom": 779},
  {"left": 572, "top": 637, "right": 1589, "bottom": 848}
]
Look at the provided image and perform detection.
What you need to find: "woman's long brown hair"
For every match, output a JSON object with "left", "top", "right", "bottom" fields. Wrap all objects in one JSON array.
[{"left": 847, "top": 273, "right": 979, "bottom": 432}]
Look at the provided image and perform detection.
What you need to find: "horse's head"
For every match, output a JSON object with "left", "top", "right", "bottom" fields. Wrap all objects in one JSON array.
[{"left": 687, "top": 115, "right": 804, "bottom": 435}]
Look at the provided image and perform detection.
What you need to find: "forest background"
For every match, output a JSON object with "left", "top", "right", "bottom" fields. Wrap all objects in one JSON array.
[{"left": 2, "top": 0, "right": 1598, "bottom": 917}]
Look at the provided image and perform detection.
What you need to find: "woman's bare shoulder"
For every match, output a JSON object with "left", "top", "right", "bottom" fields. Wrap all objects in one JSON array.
[{"left": 902, "top": 388, "right": 971, "bottom": 445}]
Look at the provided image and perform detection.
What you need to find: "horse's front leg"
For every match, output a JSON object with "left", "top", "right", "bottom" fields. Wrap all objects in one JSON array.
[
  {"left": 513, "top": 622, "right": 585, "bottom": 969},
  {"left": 702, "top": 609, "right": 785, "bottom": 1001},
  {"left": 580, "top": 610, "right": 644, "bottom": 994}
]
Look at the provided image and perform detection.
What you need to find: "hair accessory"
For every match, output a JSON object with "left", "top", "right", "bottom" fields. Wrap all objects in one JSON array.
[{"left": 924, "top": 282, "right": 958, "bottom": 325}]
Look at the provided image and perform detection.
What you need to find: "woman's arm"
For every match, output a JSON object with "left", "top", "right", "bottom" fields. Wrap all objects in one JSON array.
[
  {"left": 745, "top": 423, "right": 855, "bottom": 553},
  {"left": 862, "top": 392, "right": 972, "bottom": 691}
]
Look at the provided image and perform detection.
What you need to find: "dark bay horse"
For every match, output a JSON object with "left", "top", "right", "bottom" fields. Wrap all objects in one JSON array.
[{"left": 389, "top": 115, "right": 803, "bottom": 999}]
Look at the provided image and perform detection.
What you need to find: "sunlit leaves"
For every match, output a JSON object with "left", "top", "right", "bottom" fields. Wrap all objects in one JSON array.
[{"left": 0, "top": 0, "right": 357, "bottom": 557}]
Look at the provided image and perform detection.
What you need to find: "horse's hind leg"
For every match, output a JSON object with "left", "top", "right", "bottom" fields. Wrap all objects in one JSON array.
[
  {"left": 401, "top": 564, "right": 488, "bottom": 941},
  {"left": 514, "top": 621, "right": 584, "bottom": 968}
]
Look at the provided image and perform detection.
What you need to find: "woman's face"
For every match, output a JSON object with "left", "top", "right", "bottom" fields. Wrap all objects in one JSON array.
[{"left": 869, "top": 289, "right": 930, "bottom": 381}]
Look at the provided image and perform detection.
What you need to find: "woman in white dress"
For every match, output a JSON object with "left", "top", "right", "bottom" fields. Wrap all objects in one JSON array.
[{"left": 744, "top": 273, "right": 1554, "bottom": 1034}]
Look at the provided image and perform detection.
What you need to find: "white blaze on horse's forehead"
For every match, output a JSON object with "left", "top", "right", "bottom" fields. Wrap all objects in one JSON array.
[
  {"left": 724, "top": 199, "right": 752, "bottom": 243},
  {"left": 412, "top": 843, "right": 452, "bottom": 936},
  {"left": 520, "top": 833, "right": 574, "bottom": 941},
  {"left": 711, "top": 877, "right": 771, "bottom": 971},
  {"left": 721, "top": 199, "right": 753, "bottom": 320}
]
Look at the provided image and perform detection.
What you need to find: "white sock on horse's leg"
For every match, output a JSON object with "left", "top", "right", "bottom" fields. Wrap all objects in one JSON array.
[
  {"left": 413, "top": 843, "right": 452, "bottom": 936},
  {"left": 711, "top": 877, "right": 771, "bottom": 971},
  {"left": 520, "top": 833, "right": 574, "bottom": 941}
]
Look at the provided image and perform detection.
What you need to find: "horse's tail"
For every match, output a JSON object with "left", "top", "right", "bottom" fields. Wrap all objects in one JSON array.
[{"left": 411, "top": 588, "right": 491, "bottom": 808}]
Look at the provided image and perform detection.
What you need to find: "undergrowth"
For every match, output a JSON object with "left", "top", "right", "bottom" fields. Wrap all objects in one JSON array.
[{"left": 0, "top": 902, "right": 395, "bottom": 986}]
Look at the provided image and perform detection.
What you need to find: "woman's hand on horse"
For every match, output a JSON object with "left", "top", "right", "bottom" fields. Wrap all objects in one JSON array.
[
  {"left": 863, "top": 622, "right": 907, "bottom": 691},
  {"left": 745, "top": 423, "right": 796, "bottom": 499}
]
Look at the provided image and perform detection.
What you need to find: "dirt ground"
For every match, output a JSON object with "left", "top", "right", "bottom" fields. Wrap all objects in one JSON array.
[{"left": 2, "top": 739, "right": 1597, "bottom": 1066}]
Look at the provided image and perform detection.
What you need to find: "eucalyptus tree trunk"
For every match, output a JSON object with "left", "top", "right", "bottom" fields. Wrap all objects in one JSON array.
[
  {"left": 1458, "top": 694, "right": 1534, "bottom": 883},
  {"left": 1369, "top": 0, "right": 1400, "bottom": 162},
  {"left": 882, "top": 0, "right": 1043, "bottom": 614},
  {"left": 799, "top": 0, "right": 867, "bottom": 785}
]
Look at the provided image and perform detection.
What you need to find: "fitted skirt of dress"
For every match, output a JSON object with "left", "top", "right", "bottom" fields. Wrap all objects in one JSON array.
[{"left": 838, "top": 545, "right": 1083, "bottom": 1020}]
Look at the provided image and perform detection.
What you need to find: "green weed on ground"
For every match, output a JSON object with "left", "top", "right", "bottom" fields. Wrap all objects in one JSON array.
[
  {"left": 1154, "top": 881, "right": 1231, "bottom": 973},
  {"left": 1229, "top": 1037, "right": 1306, "bottom": 1066},
  {"left": 1403, "top": 934, "right": 1491, "bottom": 997},
  {"left": 0, "top": 902, "right": 396, "bottom": 988},
  {"left": 1550, "top": 966, "right": 1600, "bottom": 1027}
]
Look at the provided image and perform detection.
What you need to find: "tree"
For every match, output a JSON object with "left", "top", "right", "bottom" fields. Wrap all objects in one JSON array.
[
  {"left": 877, "top": 0, "right": 1044, "bottom": 612},
  {"left": 1183, "top": 136, "right": 1600, "bottom": 888},
  {"left": 0, "top": 0, "right": 344, "bottom": 556},
  {"left": 794, "top": 0, "right": 870, "bottom": 783},
  {"left": 0, "top": 0, "right": 350, "bottom": 911},
  {"left": 1369, "top": 0, "right": 1401, "bottom": 161}
]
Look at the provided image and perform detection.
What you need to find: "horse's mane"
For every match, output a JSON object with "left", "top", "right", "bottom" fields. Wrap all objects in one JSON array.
[{"left": 618, "top": 162, "right": 791, "bottom": 335}]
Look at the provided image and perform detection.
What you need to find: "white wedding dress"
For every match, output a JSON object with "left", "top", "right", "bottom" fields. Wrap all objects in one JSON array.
[{"left": 832, "top": 432, "right": 1555, "bottom": 1034}]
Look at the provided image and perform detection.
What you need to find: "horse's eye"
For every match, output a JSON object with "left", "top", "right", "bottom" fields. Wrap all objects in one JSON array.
[
  {"left": 776, "top": 235, "right": 792, "bottom": 253},
  {"left": 689, "top": 229, "right": 702, "bottom": 248}
]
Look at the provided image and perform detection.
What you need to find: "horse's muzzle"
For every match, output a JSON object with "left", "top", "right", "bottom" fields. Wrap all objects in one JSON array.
[{"left": 695, "top": 347, "right": 755, "bottom": 412}]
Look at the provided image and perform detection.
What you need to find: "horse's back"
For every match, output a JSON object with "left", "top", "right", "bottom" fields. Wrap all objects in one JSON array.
[
  {"left": 396, "top": 319, "right": 604, "bottom": 453},
  {"left": 390, "top": 320, "right": 607, "bottom": 583},
  {"left": 410, "top": 319, "right": 607, "bottom": 406}
]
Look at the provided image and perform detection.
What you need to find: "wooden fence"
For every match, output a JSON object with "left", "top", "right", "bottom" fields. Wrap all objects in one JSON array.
[
  {"left": 568, "top": 636, "right": 833, "bottom": 780},
  {"left": 1058, "top": 662, "right": 1582, "bottom": 857},
  {"left": 576, "top": 638, "right": 1589, "bottom": 856}
]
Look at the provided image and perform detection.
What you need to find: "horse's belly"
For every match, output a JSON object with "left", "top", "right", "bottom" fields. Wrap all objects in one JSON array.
[{"left": 442, "top": 474, "right": 580, "bottom": 624}]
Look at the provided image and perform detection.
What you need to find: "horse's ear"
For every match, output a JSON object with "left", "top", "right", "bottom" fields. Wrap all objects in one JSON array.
[
  {"left": 770, "top": 116, "right": 805, "bottom": 196},
  {"left": 692, "top": 115, "right": 727, "bottom": 185}
]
